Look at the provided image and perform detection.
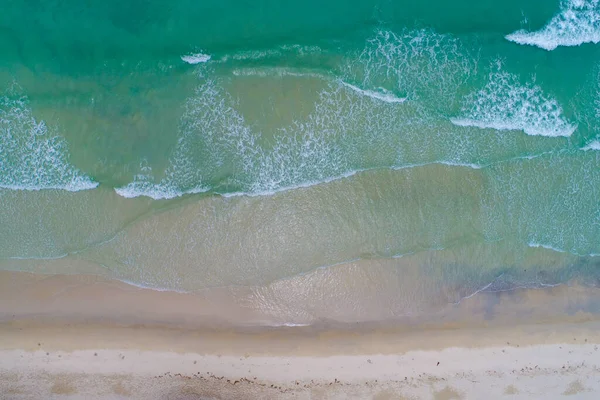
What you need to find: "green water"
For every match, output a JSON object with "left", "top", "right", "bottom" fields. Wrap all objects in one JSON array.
[{"left": 1, "top": 0, "right": 600, "bottom": 321}]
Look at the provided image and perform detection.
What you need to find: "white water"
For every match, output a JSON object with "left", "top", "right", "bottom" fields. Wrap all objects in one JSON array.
[
  {"left": 506, "top": 0, "right": 600, "bottom": 50},
  {"left": 451, "top": 70, "right": 576, "bottom": 137},
  {"left": 0, "top": 85, "right": 97, "bottom": 191},
  {"left": 181, "top": 53, "right": 211, "bottom": 64}
]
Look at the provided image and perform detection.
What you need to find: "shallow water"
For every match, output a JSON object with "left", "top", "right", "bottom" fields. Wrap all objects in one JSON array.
[{"left": 1, "top": 0, "right": 600, "bottom": 321}]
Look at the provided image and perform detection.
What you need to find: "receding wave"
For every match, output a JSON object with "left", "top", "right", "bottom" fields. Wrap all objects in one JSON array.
[
  {"left": 506, "top": 0, "right": 600, "bottom": 51},
  {"left": 339, "top": 81, "right": 406, "bottom": 103},
  {"left": 231, "top": 67, "right": 331, "bottom": 79},
  {"left": 218, "top": 44, "right": 322, "bottom": 62},
  {"left": 528, "top": 241, "right": 600, "bottom": 257},
  {"left": 0, "top": 85, "right": 97, "bottom": 191},
  {"left": 230, "top": 68, "right": 407, "bottom": 104},
  {"left": 451, "top": 68, "right": 576, "bottom": 137}
]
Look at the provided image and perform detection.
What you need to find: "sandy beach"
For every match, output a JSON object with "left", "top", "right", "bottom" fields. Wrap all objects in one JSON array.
[
  {"left": 2, "top": 336, "right": 600, "bottom": 399},
  {"left": 1, "top": 270, "right": 600, "bottom": 399}
]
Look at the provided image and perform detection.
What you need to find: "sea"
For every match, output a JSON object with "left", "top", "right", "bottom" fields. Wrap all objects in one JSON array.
[{"left": 1, "top": 0, "right": 600, "bottom": 324}]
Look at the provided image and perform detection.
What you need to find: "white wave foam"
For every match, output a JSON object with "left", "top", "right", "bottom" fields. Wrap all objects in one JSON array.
[
  {"left": 221, "top": 161, "right": 487, "bottom": 198},
  {"left": 181, "top": 53, "right": 211, "bottom": 64},
  {"left": 116, "top": 45, "right": 503, "bottom": 201},
  {"left": 117, "top": 278, "right": 190, "bottom": 293},
  {"left": 115, "top": 180, "right": 207, "bottom": 200},
  {"left": 582, "top": 139, "right": 600, "bottom": 150},
  {"left": 344, "top": 29, "right": 477, "bottom": 109},
  {"left": 219, "top": 169, "right": 361, "bottom": 198},
  {"left": 451, "top": 70, "right": 576, "bottom": 137},
  {"left": 114, "top": 79, "right": 235, "bottom": 200},
  {"left": 528, "top": 241, "right": 600, "bottom": 257},
  {"left": 229, "top": 70, "right": 407, "bottom": 105},
  {"left": 114, "top": 153, "right": 209, "bottom": 200},
  {"left": 506, "top": 0, "right": 600, "bottom": 50},
  {"left": 218, "top": 44, "right": 322, "bottom": 62},
  {"left": 122, "top": 33, "right": 549, "bottom": 201},
  {"left": 231, "top": 67, "right": 330, "bottom": 79},
  {"left": 339, "top": 81, "right": 407, "bottom": 103},
  {"left": 528, "top": 241, "right": 567, "bottom": 253},
  {"left": 0, "top": 85, "right": 97, "bottom": 191}
]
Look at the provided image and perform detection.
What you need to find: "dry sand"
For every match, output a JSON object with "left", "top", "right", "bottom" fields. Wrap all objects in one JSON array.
[{"left": 1, "top": 270, "right": 600, "bottom": 399}]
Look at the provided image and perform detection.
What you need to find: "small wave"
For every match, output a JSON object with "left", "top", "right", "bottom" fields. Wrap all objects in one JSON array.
[
  {"left": 119, "top": 160, "right": 485, "bottom": 202},
  {"left": 528, "top": 241, "right": 568, "bottom": 253},
  {"left": 231, "top": 67, "right": 330, "bottom": 79},
  {"left": 451, "top": 69, "right": 576, "bottom": 137},
  {"left": 114, "top": 160, "right": 209, "bottom": 200},
  {"left": 218, "top": 44, "right": 322, "bottom": 62},
  {"left": 1, "top": 180, "right": 98, "bottom": 192},
  {"left": 450, "top": 117, "right": 575, "bottom": 137},
  {"left": 229, "top": 69, "right": 407, "bottom": 105},
  {"left": 181, "top": 53, "right": 211, "bottom": 64},
  {"left": 339, "top": 81, "right": 406, "bottom": 103},
  {"left": 0, "top": 85, "right": 97, "bottom": 191},
  {"left": 221, "top": 161, "right": 488, "bottom": 198},
  {"left": 393, "top": 160, "right": 483, "bottom": 171},
  {"left": 528, "top": 241, "right": 600, "bottom": 257},
  {"left": 506, "top": 0, "right": 600, "bottom": 50},
  {"left": 116, "top": 278, "right": 191, "bottom": 293},
  {"left": 114, "top": 181, "right": 208, "bottom": 200},
  {"left": 219, "top": 169, "right": 361, "bottom": 198},
  {"left": 582, "top": 139, "right": 600, "bottom": 150}
]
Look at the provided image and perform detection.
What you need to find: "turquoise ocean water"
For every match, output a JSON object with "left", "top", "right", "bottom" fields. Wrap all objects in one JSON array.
[{"left": 2, "top": 0, "right": 600, "bottom": 322}]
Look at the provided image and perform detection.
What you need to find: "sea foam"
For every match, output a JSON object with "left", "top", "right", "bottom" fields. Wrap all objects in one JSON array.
[
  {"left": 219, "top": 44, "right": 322, "bottom": 62},
  {"left": 115, "top": 31, "right": 506, "bottom": 200},
  {"left": 114, "top": 133, "right": 210, "bottom": 200},
  {"left": 346, "top": 29, "right": 477, "bottom": 109},
  {"left": 114, "top": 78, "right": 240, "bottom": 199},
  {"left": 114, "top": 172, "right": 208, "bottom": 200},
  {"left": 528, "top": 241, "right": 600, "bottom": 257},
  {"left": 0, "top": 86, "right": 97, "bottom": 191},
  {"left": 181, "top": 53, "right": 211, "bottom": 64},
  {"left": 339, "top": 81, "right": 406, "bottom": 103},
  {"left": 115, "top": 74, "right": 385, "bottom": 199},
  {"left": 506, "top": 0, "right": 600, "bottom": 50},
  {"left": 451, "top": 70, "right": 576, "bottom": 137},
  {"left": 582, "top": 139, "right": 600, "bottom": 150}
]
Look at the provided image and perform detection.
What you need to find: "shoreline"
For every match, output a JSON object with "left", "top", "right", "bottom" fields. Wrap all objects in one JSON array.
[
  {"left": 2, "top": 268, "right": 600, "bottom": 329},
  {"left": 2, "top": 270, "right": 600, "bottom": 398}
]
